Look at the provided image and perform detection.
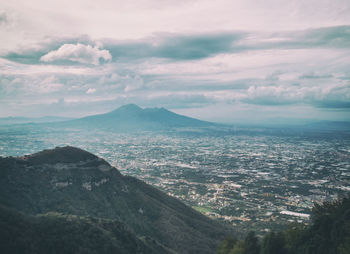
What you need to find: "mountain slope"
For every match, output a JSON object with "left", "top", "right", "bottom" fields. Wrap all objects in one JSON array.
[
  {"left": 62, "top": 104, "right": 214, "bottom": 131},
  {"left": 0, "top": 116, "right": 73, "bottom": 125},
  {"left": 0, "top": 146, "right": 233, "bottom": 253},
  {"left": 0, "top": 205, "right": 168, "bottom": 254}
]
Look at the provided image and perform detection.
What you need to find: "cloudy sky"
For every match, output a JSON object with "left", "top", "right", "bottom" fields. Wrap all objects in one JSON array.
[{"left": 1, "top": 0, "right": 350, "bottom": 123}]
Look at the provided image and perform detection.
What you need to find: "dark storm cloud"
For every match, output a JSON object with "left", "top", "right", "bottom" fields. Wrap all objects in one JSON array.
[
  {"left": 5, "top": 50, "right": 48, "bottom": 65},
  {"left": 242, "top": 97, "right": 297, "bottom": 106},
  {"left": 105, "top": 26, "right": 350, "bottom": 61},
  {"left": 315, "top": 101, "right": 350, "bottom": 109},
  {"left": 3, "top": 26, "right": 350, "bottom": 65},
  {"left": 153, "top": 33, "right": 244, "bottom": 60},
  {"left": 2, "top": 36, "right": 95, "bottom": 64},
  {"left": 105, "top": 32, "right": 245, "bottom": 61},
  {"left": 2, "top": 32, "right": 244, "bottom": 64},
  {"left": 0, "top": 12, "right": 8, "bottom": 25},
  {"left": 299, "top": 73, "right": 334, "bottom": 79},
  {"left": 299, "top": 25, "right": 350, "bottom": 48},
  {"left": 260, "top": 26, "right": 350, "bottom": 50}
]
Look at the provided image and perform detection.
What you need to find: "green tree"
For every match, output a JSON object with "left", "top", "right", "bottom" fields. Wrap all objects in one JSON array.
[
  {"left": 283, "top": 223, "right": 306, "bottom": 253},
  {"left": 260, "top": 232, "right": 287, "bottom": 254},
  {"left": 244, "top": 231, "right": 260, "bottom": 254},
  {"left": 338, "top": 236, "right": 350, "bottom": 254},
  {"left": 229, "top": 241, "right": 245, "bottom": 254},
  {"left": 218, "top": 237, "right": 237, "bottom": 254}
]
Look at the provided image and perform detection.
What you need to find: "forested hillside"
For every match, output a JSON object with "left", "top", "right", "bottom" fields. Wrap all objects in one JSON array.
[
  {"left": 0, "top": 205, "right": 170, "bottom": 254},
  {"left": 218, "top": 197, "right": 350, "bottom": 254},
  {"left": 0, "top": 146, "right": 233, "bottom": 254}
]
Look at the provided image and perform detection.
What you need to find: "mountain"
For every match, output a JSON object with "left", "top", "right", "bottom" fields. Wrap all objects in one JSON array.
[
  {"left": 61, "top": 104, "right": 215, "bottom": 131},
  {"left": 0, "top": 146, "right": 234, "bottom": 253},
  {"left": 0, "top": 116, "right": 73, "bottom": 125},
  {"left": 302, "top": 120, "right": 350, "bottom": 131}
]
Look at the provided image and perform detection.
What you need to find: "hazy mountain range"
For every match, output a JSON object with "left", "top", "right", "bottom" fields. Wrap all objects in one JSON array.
[
  {"left": 0, "top": 116, "right": 73, "bottom": 125},
  {"left": 63, "top": 104, "right": 215, "bottom": 131},
  {"left": 0, "top": 104, "right": 349, "bottom": 132}
]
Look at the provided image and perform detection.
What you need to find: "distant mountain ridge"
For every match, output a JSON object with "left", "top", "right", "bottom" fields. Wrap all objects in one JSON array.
[
  {"left": 0, "top": 146, "right": 233, "bottom": 253},
  {"left": 0, "top": 116, "right": 73, "bottom": 125},
  {"left": 2, "top": 105, "right": 349, "bottom": 133},
  {"left": 62, "top": 104, "right": 215, "bottom": 131}
]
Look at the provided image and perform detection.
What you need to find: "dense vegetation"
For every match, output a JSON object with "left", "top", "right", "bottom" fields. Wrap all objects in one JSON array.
[
  {"left": 218, "top": 197, "right": 350, "bottom": 254},
  {"left": 0, "top": 205, "right": 170, "bottom": 254},
  {"left": 0, "top": 146, "right": 233, "bottom": 254}
]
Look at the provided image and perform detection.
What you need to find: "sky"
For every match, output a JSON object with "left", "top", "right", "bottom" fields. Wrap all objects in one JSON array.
[{"left": 0, "top": 0, "right": 350, "bottom": 123}]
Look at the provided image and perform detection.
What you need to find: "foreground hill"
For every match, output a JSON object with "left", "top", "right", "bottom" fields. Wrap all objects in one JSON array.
[
  {"left": 61, "top": 104, "right": 214, "bottom": 131},
  {"left": 0, "top": 146, "right": 233, "bottom": 253},
  {"left": 0, "top": 205, "right": 168, "bottom": 254}
]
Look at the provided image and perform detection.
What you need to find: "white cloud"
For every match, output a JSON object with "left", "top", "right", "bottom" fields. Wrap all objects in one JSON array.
[
  {"left": 40, "top": 43, "right": 112, "bottom": 65},
  {"left": 86, "top": 88, "right": 96, "bottom": 94},
  {"left": 124, "top": 75, "right": 144, "bottom": 92},
  {"left": 1, "top": 0, "right": 350, "bottom": 54}
]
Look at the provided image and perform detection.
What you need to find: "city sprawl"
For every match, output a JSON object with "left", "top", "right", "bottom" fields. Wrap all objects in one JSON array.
[{"left": 1, "top": 126, "right": 349, "bottom": 235}]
